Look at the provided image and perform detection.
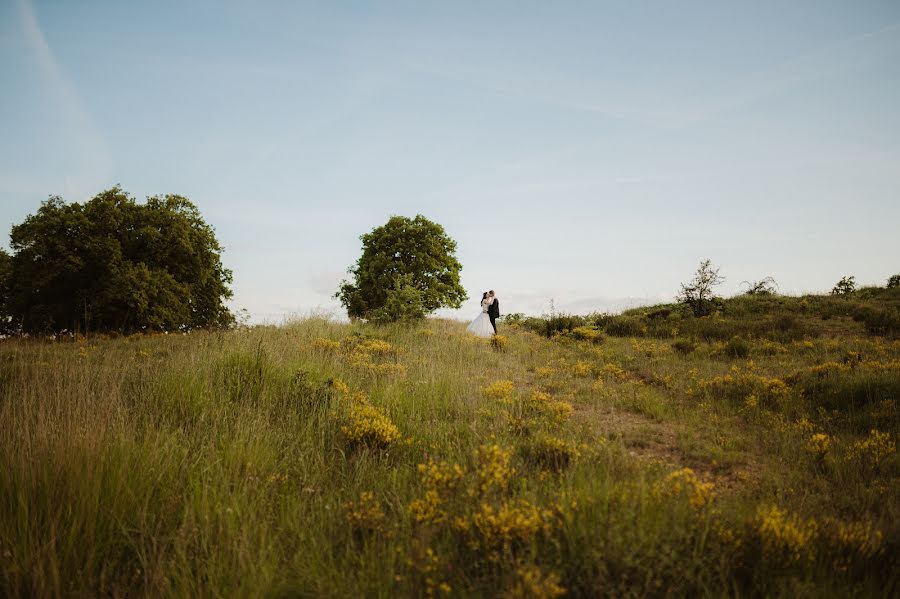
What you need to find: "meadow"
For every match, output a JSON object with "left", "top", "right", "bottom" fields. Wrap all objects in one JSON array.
[{"left": 0, "top": 293, "right": 898, "bottom": 597}]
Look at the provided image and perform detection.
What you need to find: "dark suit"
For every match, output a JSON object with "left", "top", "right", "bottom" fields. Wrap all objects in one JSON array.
[{"left": 488, "top": 298, "right": 500, "bottom": 333}]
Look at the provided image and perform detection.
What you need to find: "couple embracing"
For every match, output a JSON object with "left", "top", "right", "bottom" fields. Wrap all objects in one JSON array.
[{"left": 466, "top": 290, "right": 500, "bottom": 338}]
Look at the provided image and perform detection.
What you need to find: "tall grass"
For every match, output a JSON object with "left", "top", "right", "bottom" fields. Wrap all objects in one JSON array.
[{"left": 1, "top": 316, "right": 897, "bottom": 597}]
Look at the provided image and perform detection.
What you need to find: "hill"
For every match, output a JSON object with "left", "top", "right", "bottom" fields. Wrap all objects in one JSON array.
[{"left": 0, "top": 297, "right": 898, "bottom": 596}]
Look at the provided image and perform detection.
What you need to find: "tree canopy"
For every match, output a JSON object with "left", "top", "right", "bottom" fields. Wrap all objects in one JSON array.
[
  {"left": 336, "top": 215, "right": 466, "bottom": 321},
  {"left": 677, "top": 259, "right": 724, "bottom": 316},
  {"left": 2, "top": 187, "right": 233, "bottom": 333}
]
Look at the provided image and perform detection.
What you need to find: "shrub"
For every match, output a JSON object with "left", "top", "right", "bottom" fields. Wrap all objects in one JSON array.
[
  {"left": 721, "top": 336, "right": 750, "bottom": 359},
  {"left": 340, "top": 395, "right": 401, "bottom": 449},
  {"left": 520, "top": 435, "right": 580, "bottom": 472},
  {"left": 888, "top": 274, "right": 900, "bottom": 289},
  {"left": 673, "top": 339, "right": 696, "bottom": 354},
  {"left": 570, "top": 326, "right": 604, "bottom": 343},
  {"left": 490, "top": 335, "right": 508, "bottom": 351},
  {"left": 831, "top": 276, "right": 856, "bottom": 296},
  {"left": 787, "top": 361, "right": 900, "bottom": 414},
  {"left": 604, "top": 315, "right": 646, "bottom": 337}
]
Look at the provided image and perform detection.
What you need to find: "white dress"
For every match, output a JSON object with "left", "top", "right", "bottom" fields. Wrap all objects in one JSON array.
[{"left": 467, "top": 298, "right": 495, "bottom": 338}]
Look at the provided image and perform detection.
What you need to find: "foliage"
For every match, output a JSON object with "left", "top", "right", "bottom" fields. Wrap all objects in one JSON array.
[
  {"left": 888, "top": 274, "right": 900, "bottom": 289},
  {"left": 677, "top": 259, "right": 725, "bottom": 316},
  {"left": 335, "top": 215, "right": 466, "bottom": 321},
  {"left": 365, "top": 274, "right": 427, "bottom": 324},
  {"left": 0, "top": 248, "right": 11, "bottom": 334},
  {"left": 673, "top": 339, "right": 696, "bottom": 354},
  {"left": 742, "top": 276, "right": 778, "bottom": 296},
  {"left": 1, "top": 316, "right": 897, "bottom": 597},
  {"left": 831, "top": 275, "right": 857, "bottom": 296},
  {"left": 721, "top": 335, "right": 750, "bottom": 358},
  {"left": 3, "top": 188, "right": 233, "bottom": 333}
]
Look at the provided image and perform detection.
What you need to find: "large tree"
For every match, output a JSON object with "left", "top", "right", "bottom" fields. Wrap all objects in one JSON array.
[
  {"left": 336, "top": 215, "right": 466, "bottom": 321},
  {"left": 5, "top": 187, "right": 233, "bottom": 333}
]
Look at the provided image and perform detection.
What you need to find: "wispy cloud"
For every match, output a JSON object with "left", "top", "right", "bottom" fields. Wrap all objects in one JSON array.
[{"left": 15, "top": 0, "right": 111, "bottom": 198}]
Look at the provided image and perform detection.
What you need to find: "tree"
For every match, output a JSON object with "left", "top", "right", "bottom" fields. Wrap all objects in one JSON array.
[
  {"left": 678, "top": 259, "right": 724, "bottom": 316},
  {"left": 5, "top": 187, "right": 233, "bottom": 333},
  {"left": 831, "top": 276, "right": 856, "bottom": 296},
  {"left": 0, "top": 248, "right": 11, "bottom": 333},
  {"left": 888, "top": 274, "right": 900, "bottom": 289},
  {"left": 336, "top": 215, "right": 466, "bottom": 321}
]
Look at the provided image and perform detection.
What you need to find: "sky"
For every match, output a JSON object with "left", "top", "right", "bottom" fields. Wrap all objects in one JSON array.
[{"left": 2, "top": 0, "right": 899, "bottom": 322}]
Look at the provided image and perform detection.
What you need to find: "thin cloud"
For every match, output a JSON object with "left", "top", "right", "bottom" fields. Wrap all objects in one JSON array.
[{"left": 16, "top": 0, "right": 111, "bottom": 197}]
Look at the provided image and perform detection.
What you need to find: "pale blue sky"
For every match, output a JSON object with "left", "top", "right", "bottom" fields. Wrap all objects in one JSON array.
[{"left": 2, "top": 0, "right": 899, "bottom": 321}]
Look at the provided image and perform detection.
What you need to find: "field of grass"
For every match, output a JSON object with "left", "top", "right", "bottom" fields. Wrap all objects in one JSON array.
[{"left": 1, "top": 297, "right": 898, "bottom": 597}]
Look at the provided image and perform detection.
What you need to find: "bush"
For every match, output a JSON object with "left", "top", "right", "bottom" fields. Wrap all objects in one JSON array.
[
  {"left": 831, "top": 276, "right": 856, "bottom": 296},
  {"left": 490, "top": 335, "right": 508, "bottom": 351},
  {"left": 604, "top": 315, "right": 646, "bottom": 337},
  {"left": 888, "top": 274, "right": 900, "bottom": 289},
  {"left": 673, "top": 339, "right": 696, "bottom": 354},
  {"left": 721, "top": 336, "right": 750, "bottom": 359},
  {"left": 570, "top": 326, "right": 604, "bottom": 343}
]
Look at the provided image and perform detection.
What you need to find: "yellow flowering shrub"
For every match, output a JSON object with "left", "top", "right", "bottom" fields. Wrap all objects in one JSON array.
[
  {"left": 696, "top": 366, "right": 789, "bottom": 408},
  {"left": 825, "top": 519, "right": 884, "bottom": 569},
  {"left": 526, "top": 392, "right": 573, "bottom": 423},
  {"left": 475, "top": 444, "right": 515, "bottom": 496},
  {"left": 570, "top": 326, "right": 603, "bottom": 343},
  {"left": 847, "top": 429, "right": 896, "bottom": 468},
  {"left": 409, "top": 489, "right": 446, "bottom": 524},
  {"left": 311, "top": 337, "right": 341, "bottom": 352},
  {"left": 341, "top": 399, "right": 401, "bottom": 449},
  {"left": 572, "top": 361, "right": 592, "bottom": 377},
  {"left": 482, "top": 380, "right": 515, "bottom": 401},
  {"left": 344, "top": 491, "right": 387, "bottom": 533},
  {"left": 599, "top": 362, "right": 630, "bottom": 382},
  {"left": 805, "top": 433, "right": 832, "bottom": 460},
  {"left": 469, "top": 499, "right": 554, "bottom": 555},
  {"left": 490, "top": 335, "right": 508, "bottom": 351},
  {"left": 654, "top": 468, "right": 714, "bottom": 508},
  {"left": 502, "top": 565, "right": 566, "bottom": 599},
  {"left": 535, "top": 366, "right": 555, "bottom": 379},
  {"left": 754, "top": 505, "right": 817, "bottom": 564},
  {"left": 521, "top": 435, "right": 580, "bottom": 472}
]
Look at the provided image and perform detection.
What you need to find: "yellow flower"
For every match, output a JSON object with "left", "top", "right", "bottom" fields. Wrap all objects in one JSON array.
[
  {"left": 655, "top": 468, "right": 714, "bottom": 508},
  {"left": 502, "top": 564, "right": 566, "bottom": 599},
  {"left": 341, "top": 401, "right": 401, "bottom": 448},
  {"left": 344, "top": 491, "right": 387, "bottom": 532},
  {"left": 482, "top": 380, "right": 514, "bottom": 401},
  {"left": 848, "top": 429, "right": 896, "bottom": 467},
  {"left": 755, "top": 505, "right": 817, "bottom": 563},
  {"left": 806, "top": 433, "right": 832, "bottom": 459}
]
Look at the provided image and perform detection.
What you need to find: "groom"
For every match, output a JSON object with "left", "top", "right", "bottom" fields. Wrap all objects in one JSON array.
[{"left": 488, "top": 290, "right": 500, "bottom": 334}]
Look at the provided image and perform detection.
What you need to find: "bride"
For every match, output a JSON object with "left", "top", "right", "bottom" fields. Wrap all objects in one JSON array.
[{"left": 466, "top": 292, "right": 495, "bottom": 338}]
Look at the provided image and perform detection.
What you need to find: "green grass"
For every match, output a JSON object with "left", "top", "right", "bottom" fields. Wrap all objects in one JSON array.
[{"left": 0, "top": 314, "right": 898, "bottom": 597}]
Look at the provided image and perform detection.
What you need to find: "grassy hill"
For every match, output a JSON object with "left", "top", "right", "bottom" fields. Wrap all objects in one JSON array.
[{"left": 1, "top": 294, "right": 898, "bottom": 597}]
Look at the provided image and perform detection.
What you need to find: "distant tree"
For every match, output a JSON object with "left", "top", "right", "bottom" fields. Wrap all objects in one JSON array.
[
  {"left": 678, "top": 259, "right": 725, "bottom": 316},
  {"left": 336, "top": 215, "right": 466, "bottom": 321},
  {"left": 831, "top": 276, "right": 856, "bottom": 296},
  {"left": 742, "top": 277, "right": 778, "bottom": 296},
  {"left": 5, "top": 187, "right": 233, "bottom": 333},
  {"left": 888, "top": 274, "right": 900, "bottom": 289}
]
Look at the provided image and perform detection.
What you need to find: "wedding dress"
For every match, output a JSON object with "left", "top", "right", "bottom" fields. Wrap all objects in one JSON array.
[{"left": 467, "top": 297, "right": 495, "bottom": 338}]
